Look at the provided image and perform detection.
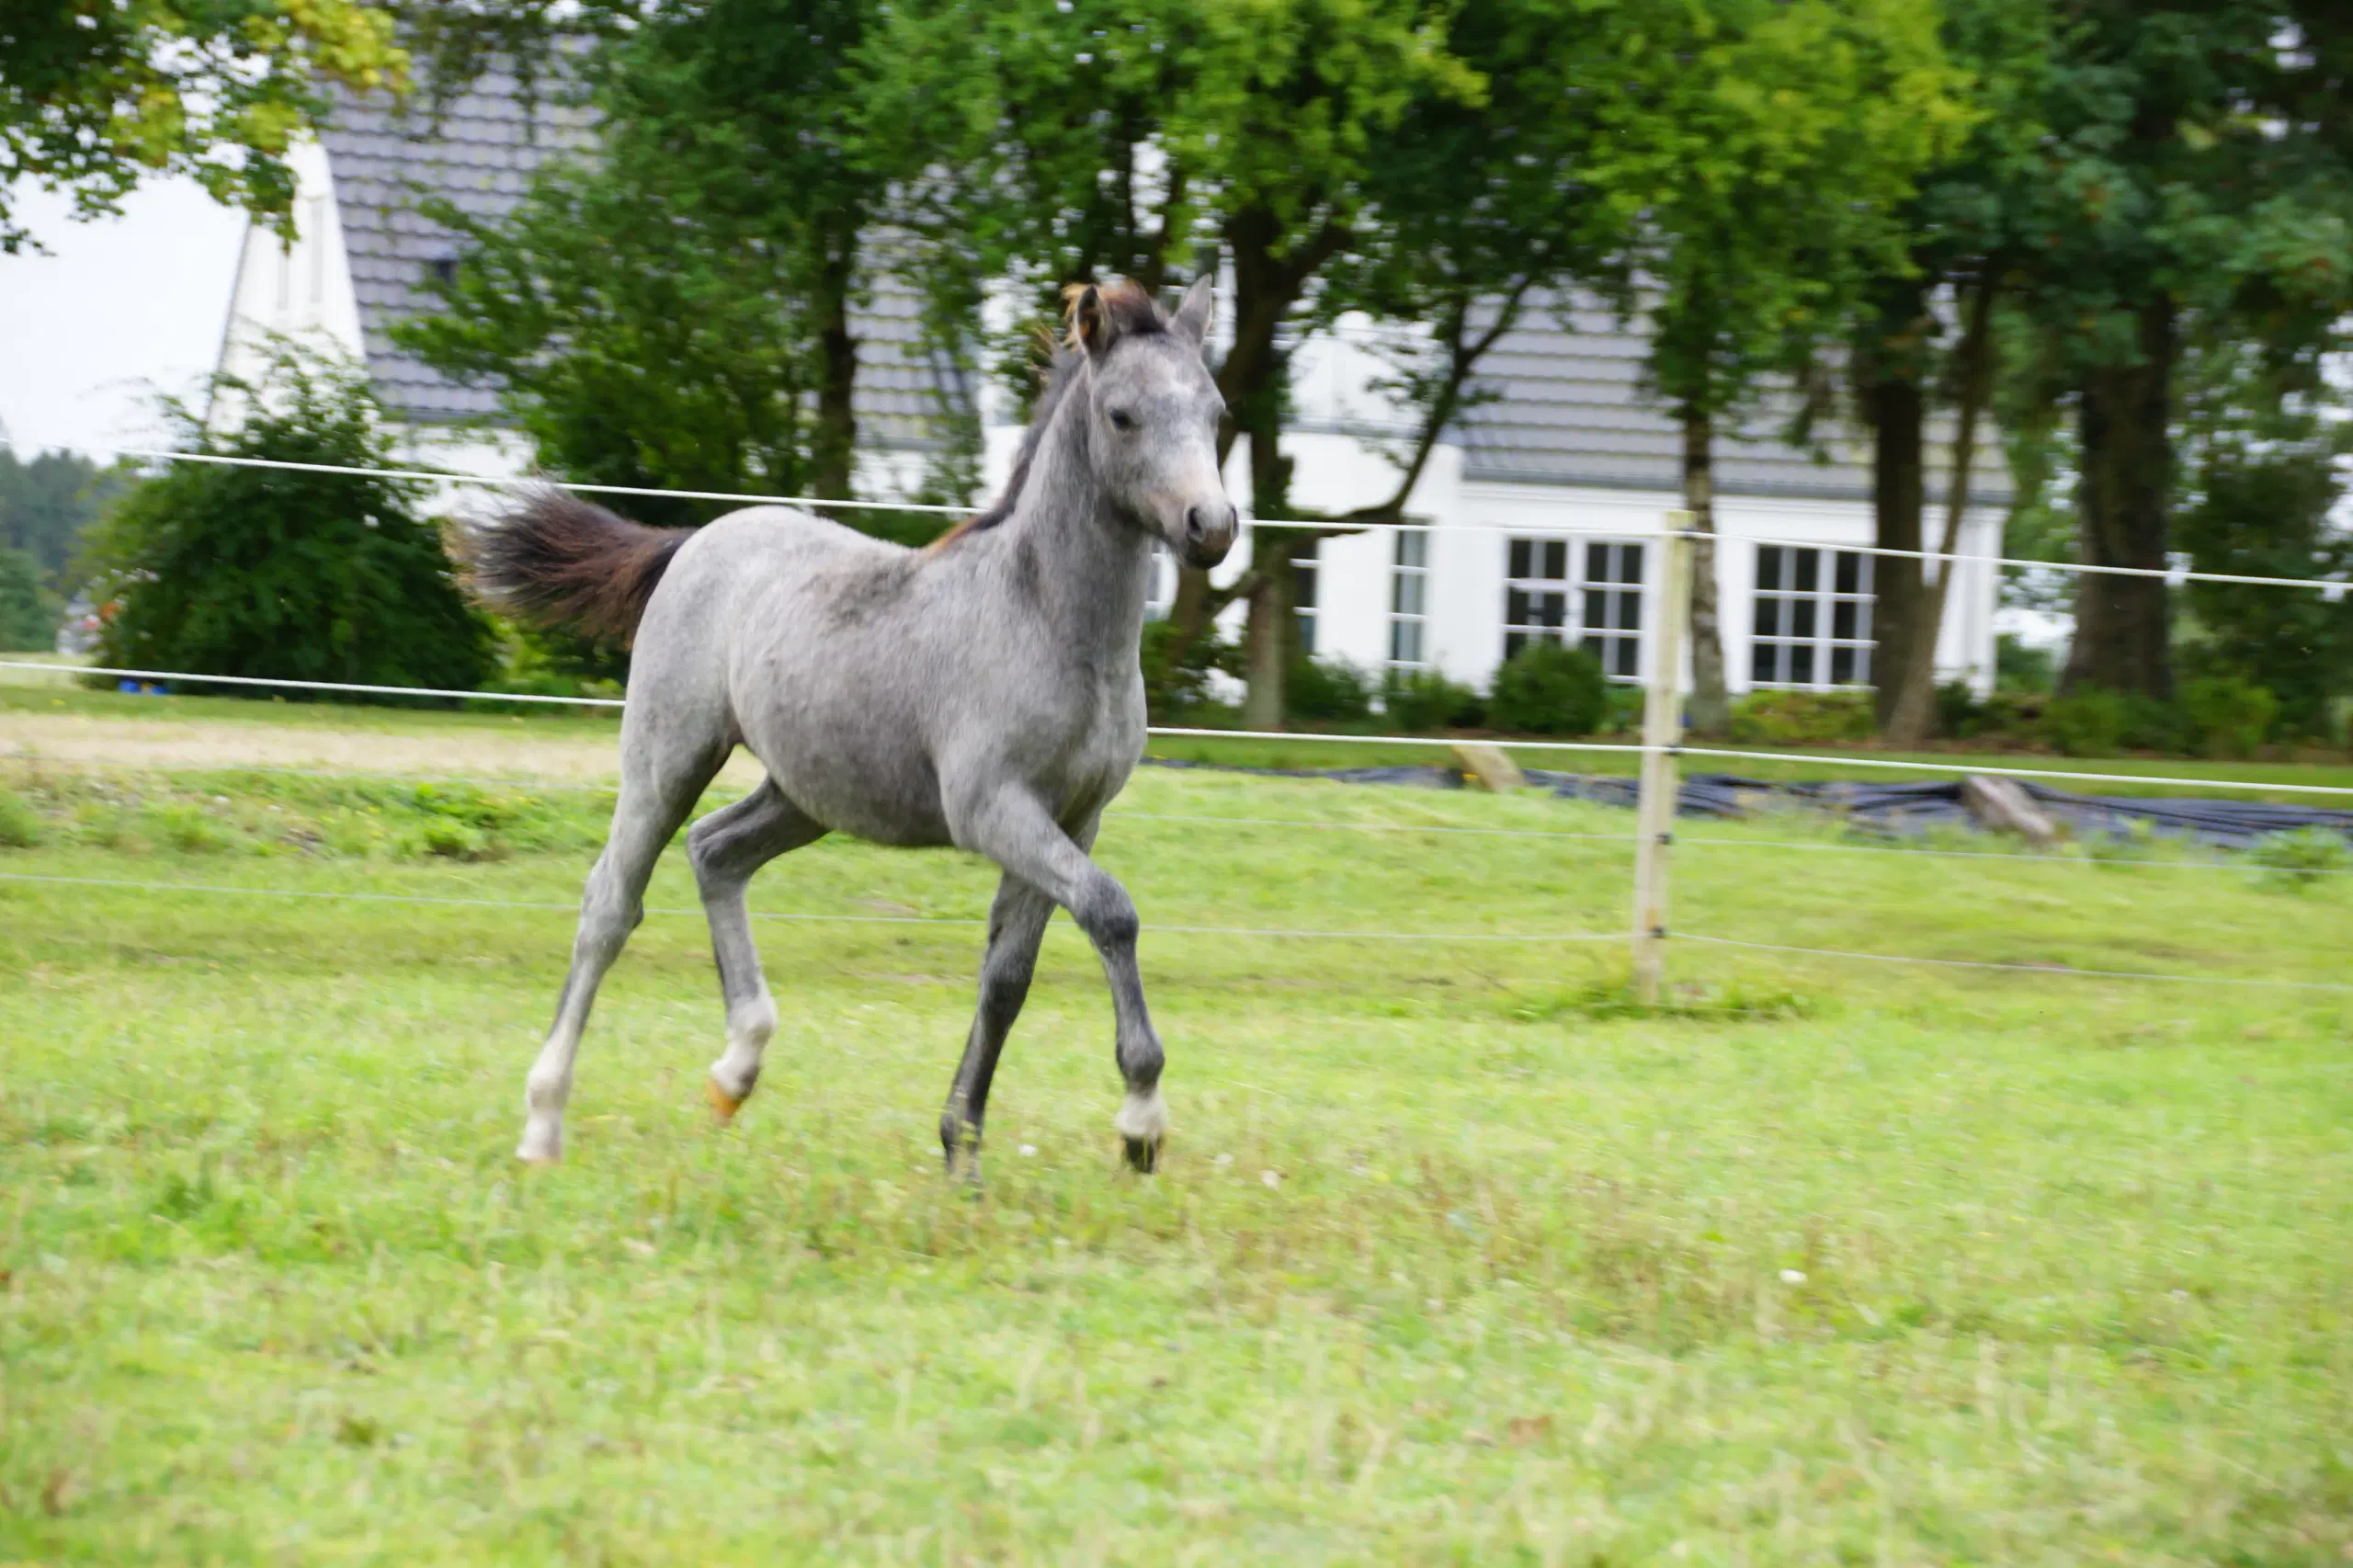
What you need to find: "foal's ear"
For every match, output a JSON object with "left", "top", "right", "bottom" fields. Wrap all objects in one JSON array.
[
  {"left": 1072, "top": 284, "right": 1116, "bottom": 358},
  {"left": 1173, "top": 275, "right": 1214, "bottom": 347}
]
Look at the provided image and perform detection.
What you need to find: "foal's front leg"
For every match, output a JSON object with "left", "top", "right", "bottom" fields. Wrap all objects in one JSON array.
[
  {"left": 938, "top": 870, "right": 1056, "bottom": 1185},
  {"left": 949, "top": 793, "right": 1166, "bottom": 1172}
]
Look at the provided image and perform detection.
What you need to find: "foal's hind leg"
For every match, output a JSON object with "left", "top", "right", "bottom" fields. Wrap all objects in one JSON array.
[
  {"left": 686, "top": 779, "right": 825, "bottom": 1120},
  {"left": 938, "top": 870, "right": 1056, "bottom": 1185},
  {"left": 517, "top": 748, "right": 721, "bottom": 1164}
]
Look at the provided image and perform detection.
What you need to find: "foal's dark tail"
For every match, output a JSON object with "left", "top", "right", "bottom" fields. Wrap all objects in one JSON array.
[{"left": 456, "top": 486, "right": 688, "bottom": 645}]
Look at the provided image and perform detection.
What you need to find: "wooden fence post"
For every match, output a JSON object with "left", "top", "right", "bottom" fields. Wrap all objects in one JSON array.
[{"left": 1631, "top": 512, "right": 1696, "bottom": 1004}]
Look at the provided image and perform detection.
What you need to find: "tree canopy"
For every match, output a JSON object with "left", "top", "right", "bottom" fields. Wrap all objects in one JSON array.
[{"left": 0, "top": 0, "right": 407, "bottom": 253}]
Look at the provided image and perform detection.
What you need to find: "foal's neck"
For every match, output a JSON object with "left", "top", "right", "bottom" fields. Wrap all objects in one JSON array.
[{"left": 1002, "top": 371, "right": 1154, "bottom": 657}]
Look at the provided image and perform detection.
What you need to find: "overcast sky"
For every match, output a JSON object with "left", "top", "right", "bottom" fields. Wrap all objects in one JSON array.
[{"left": 0, "top": 179, "right": 246, "bottom": 461}]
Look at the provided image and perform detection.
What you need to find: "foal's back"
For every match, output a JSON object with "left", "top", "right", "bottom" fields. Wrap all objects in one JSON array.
[{"left": 633, "top": 506, "right": 1141, "bottom": 847}]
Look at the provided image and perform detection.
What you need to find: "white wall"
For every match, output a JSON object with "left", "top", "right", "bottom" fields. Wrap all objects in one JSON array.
[{"left": 213, "top": 141, "right": 366, "bottom": 417}]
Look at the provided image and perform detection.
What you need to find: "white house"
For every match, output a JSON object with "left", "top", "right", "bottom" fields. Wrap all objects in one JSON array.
[{"left": 217, "top": 68, "right": 2009, "bottom": 701}]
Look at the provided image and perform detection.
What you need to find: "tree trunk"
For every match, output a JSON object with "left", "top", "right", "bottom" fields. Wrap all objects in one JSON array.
[
  {"left": 2063, "top": 293, "right": 2176, "bottom": 699},
  {"left": 1857, "top": 280, "right": 1930, "bottom": 728},
  {"left": 1222, "top": 204, "right": 1314, "bottom": 729},
  {"left": 811, "top": 237, "right": 859, "bottom": 506},
  {"left": 1681, "top": 407, "right": 1731, "bottom": 735},
  {"left": 1886, "top": 271, "right": 1996, "bottom": 745},
  {"left": 1242, "top": 546, "right": 1296, "bottom": 730}
]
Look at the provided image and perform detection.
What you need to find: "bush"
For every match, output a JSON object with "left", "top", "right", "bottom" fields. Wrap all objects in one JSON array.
[
  {"left": 0, "top": 545, "right": 59, "bottom": 652},
  {"left": 1602, "top": 683, "right": 1645, "bottom": 734},
  {"left": 2041, "top": 688, "right": 2129, "bottom": 757},
  {"left": 1486, "top": 641, "right": 1608, "bottom": 736},
  {"left": 1139, "top": 619, "right": 1239, "bottom": 719},
  {"left": 2180, "top": 675, "right": 2278, "bottom": 759},
  {"left": 1380, "top": 667, "right": 1483, "bottom": 732},
  {"left": 0, "top": 788, "right": 41, "bottom": 848},
  {"left": 1934, "top": 680, "right": 1981, "bottom": 739},
  {"left": 82, "top": 340, "right": 495, "bottom": 702},
  {"left": 2252, "top": 827, "right": 2352, "bottom": 891},
  {"left": 1727, "top": 689, "right": 1874, "bottom": 746},
  {"left": 1995, "top": 633, "right": 2056, "bottom": 694},
  {"left": 1287, "top": 655, "right": 1375, "bottom": 723}
]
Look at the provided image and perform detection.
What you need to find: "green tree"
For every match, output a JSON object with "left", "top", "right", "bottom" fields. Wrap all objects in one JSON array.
[
  {"left": 2173, "top": 348, "right": 2353, "bottom": 740},
  {"left": 0, "top": 446, "right": 135, "bottom": 590},
  {"left": 869, "top": 0, "right": 1483, "bottom": 728},
  {"left": 1842, "top": 0, "right": 2053, "bottom": 741},
  {"left": 83, "top": 346, "right": 494, "bottom": 699},
  {"left": 0, "top": 546, "right": 57, "bottom": 652},
  {"left": 1, "top": 0, "right": 406, "bottom": 252},
  {"left": 2006, "top": 3, "right": 2353, "bottom": 699},
  {"left": 1586, "top": 0, "right": 1972, "bottom": 734},
  {"left": 398, "top": 0, "right": 978, "bottom": 538}
]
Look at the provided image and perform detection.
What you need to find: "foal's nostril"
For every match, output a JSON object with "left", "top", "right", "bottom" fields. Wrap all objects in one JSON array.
[{"left": 1185, "top": 505, "right": 1208, "bottom": 542}]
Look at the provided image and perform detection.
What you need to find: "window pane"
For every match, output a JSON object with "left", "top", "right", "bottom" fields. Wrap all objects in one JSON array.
[
  {"left": 1505, "top": 631, "right": 1525, "bottom": 660},
  {"left": 1836, "top": 551, "right": 1860, "bottom": 595},
  {"left": 1586, "top": 542, "right": 1608, "bottom": 584},
  {"left": 1755, "top": 598, "right": 1780, "bottom": 638},
  {"left": 1614, "top": 637, "right": 1638, "bottom": 677},
  {"left": 1294, "top": 563, "right": 1317, "bottom": 608},
  {"left": 1794, "top": 550, "right": 1819, "bottom": 594},
  {"left": 1394, "top": 574, "right": 1424, "bottom": 616},
  {"left": 1297, "top": 610, "right": 1315, "bottom": 655},
  {"left": 1756, "top": 546, "right": 1781, "bottom": 591},
  {"left": 1752, "top": 642, "right": 1778, "bottom": 683},
  {"left": 1509, "top": 540, "right": 1531, "bottom": 579},
  {"left": 1506, "top": 587, "right": 1530, "bottom": 626},
  {"left": 1392, "top": 619, "right": 1422, "bottom": 663},
  {"left": 1791, "top": 599, "right": 1816, "bottom": 639},
  {"left": 1831, "top": 646, "right": 1855, "bottom": 685},
  {"left": 1790, "top": 643, "right": 1814, "bottom": 684},
  {"left": 1833, "top": 600, "right": 1858, "bottom": 641},
  {"left": 1534, "top": 591, "right": 1565, "bottom": 629},
  {"left": 1585, "top": 587, "right": 1607, "bottom": 632},
  {"left": 1539, "top": 540, "right": 1564, "bottom": 579},
  {"left": 1617, "top": 592, "right": 1641, "bottom": 631},
  {"left": 1397, "top": 529, "right": 1426, "bottom": 569},
  {"left": 1621, "top": 544, "right": 1643, "bottom": 585}
]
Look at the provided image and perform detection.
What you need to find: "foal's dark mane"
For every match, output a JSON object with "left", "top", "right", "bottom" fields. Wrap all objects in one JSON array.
[{"left": 928, "top": 281, "right": 1168, "bottom": 552}]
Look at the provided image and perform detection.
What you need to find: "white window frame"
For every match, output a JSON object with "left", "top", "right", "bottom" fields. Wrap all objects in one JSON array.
[
  {"left": 1290, "top": 540, "right": 1319, "bottom": 656},
  {"left": 1388, "top": 528, "right": 1429, "bottom": 667},
  {"left": 1751, "top": 544, "right": 1875, "bottom": 688},
  {"left": 1503, "top": 536, "right": 1647, "bottom": 682}
]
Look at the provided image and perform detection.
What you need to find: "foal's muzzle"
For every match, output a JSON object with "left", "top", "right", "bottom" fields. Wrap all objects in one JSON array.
[{"left": 1176, "top": 501, "right": 1238, "bottom": 570}]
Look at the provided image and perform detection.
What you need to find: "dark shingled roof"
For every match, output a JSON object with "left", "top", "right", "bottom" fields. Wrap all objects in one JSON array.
[
  {"left": 1456, "top": 292, "right": 2012, "bottom": 505},
  {"left": 319, "top": 70, "right": 971, "bottom": 448}
]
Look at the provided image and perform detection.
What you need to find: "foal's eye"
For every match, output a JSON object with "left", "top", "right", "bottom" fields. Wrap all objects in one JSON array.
[{"left": 1108, "top": 408, "right": 1135, "bottom": 431}]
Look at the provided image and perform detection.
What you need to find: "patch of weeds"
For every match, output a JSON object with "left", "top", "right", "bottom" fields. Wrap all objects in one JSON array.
[
  {"left": 2252, "top": 827, "right": 2353, "bottom": 892},
  {"left": 410, "top": 818, "right": 506, "bottom": 861},
  {"left": 2085, "top": 822, "right": 2165, "bottom": 872},
  {"left": 1504, "top": 977, "right": 1817, "bottom": 1024},
  {"left": 71, "top": 802, "right": 133, "bottom": 849},
  {"left": 0, "top": 787, "right": 43, "bottom": 847},
  {"left": 142, "top": 802, "right": 233, "bottom": 854}
]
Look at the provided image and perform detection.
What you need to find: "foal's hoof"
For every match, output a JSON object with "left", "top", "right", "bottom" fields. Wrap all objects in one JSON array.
[
  {"left": 705, "top": 1077, "right": 746, "bottom": 1125},
  {"left": 1113, "top": 1088, "right": 1168, "bottom": 1175}
]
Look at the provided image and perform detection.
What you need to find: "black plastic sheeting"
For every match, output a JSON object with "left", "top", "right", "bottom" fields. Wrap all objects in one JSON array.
[{"left": 1142, "top": 757, "right": 2353, "bottom": 849}]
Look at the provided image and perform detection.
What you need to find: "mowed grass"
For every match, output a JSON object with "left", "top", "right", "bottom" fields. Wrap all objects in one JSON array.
[{"left": 2, "top": 745, "right": 2352, "bottom": 1562}]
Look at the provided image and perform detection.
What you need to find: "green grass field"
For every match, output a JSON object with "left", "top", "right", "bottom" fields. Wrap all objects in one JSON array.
[{"left": 3, "top": 694, "right": 2352, "bottom": 1563}]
